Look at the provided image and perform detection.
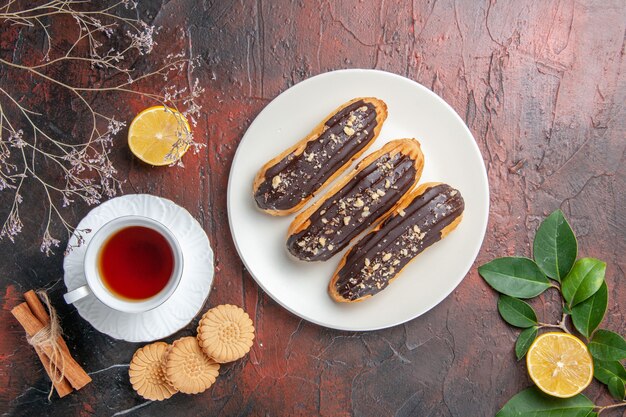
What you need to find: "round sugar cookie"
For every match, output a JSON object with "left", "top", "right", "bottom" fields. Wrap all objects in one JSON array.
[
  {"left": 197, "top": 304, "right": 255, "bottom": 363},
  {"left": 129, "top": 342, "right": 178, "bottom": 401},
  {"left": 163, "top": 336, "right": 220, "bottom": 394}
]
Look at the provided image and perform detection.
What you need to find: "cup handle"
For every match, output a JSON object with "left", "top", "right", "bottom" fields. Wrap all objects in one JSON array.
[{"left": 64, "top": 285, "right": 91, "bottom": 304}]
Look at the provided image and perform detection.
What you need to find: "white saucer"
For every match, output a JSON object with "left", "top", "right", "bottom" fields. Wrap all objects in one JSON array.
[
  {"left": 228, "top": 69, "right": 489, "bottom": 331},
  {"left": 63, "top": 194, "right": 214, "bottom": 342}
]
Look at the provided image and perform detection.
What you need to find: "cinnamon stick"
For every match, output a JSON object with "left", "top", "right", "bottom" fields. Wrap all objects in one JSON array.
[
  {"left": 24, "top": 290, "right": 71, "bottom": 355},
  {"left": 33, "top": 346, "right": 73, "bottom": 397},
  {"left": 11, "top": 302, "right": 92, "bottom": 390},
  {"left": 23, "top": 290, "right": 73, "bottom": 397}
]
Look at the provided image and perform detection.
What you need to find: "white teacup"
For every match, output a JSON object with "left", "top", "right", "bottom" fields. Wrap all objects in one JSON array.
[{"left": 63, "top": 215, "right": 184, "bottom": 313}]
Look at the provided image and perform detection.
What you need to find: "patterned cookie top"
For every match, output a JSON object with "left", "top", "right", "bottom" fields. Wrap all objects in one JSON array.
[
  {"left": 129, "top": 342, "right": 178, "bottom": 401},
  {"left": 197, "top": 304, "right": 255, "bottom": 363},
  {"left": 163, "top": 336, "right": 220, "bottom": 395}
]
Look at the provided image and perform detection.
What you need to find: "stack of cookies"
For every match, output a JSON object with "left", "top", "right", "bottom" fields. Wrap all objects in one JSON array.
[{"left": 129, "top": 304, "right": 255, "bottom": 400}]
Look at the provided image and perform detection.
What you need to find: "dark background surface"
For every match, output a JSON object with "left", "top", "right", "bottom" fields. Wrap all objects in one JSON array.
[{"left": 1, "top": 0, "right": 625, "bottom": 416}]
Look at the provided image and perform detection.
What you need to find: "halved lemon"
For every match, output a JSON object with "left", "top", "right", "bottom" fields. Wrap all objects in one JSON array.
[
  {"left": 128, "top": 106, "right": 191, "bottom": 166},
  {"left": 526, "top": 332, "right": 593, "bottom": 398}
]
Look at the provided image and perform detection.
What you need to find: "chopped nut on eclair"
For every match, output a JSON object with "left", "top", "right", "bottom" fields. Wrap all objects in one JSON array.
[
  {"left": 253, "top": 97, "right": 387, "bottom": 216},
  {"left": 329, "top": 183, "right": 464, "bottom": 303},
  {"left": 287, "top": 139, "right": 424, "bottom": 262}
]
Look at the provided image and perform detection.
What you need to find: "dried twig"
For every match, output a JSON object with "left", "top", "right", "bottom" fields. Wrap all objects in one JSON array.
[{"left": 0, "top": 0, "right": 205, "bottom": 254}]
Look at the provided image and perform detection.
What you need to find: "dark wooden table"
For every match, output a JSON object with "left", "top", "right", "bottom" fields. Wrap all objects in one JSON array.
[{"left": 1, "top": 1, "right": 624, "bottom": 416}]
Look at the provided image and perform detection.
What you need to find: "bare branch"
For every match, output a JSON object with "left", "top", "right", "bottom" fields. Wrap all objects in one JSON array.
[{"left": 0, "top": 0, "right": 203, "bottom": 254}]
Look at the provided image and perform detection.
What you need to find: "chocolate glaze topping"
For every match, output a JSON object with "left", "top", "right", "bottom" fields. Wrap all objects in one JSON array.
[
  {"left": 287, "top": 151, "right": 417, "bottom": 261},
  {"left": 333, "top": 184, "right": 464, "bottom": 301},
  {"left": 254, "top": 100, "right": 378, "bottom": 211}
]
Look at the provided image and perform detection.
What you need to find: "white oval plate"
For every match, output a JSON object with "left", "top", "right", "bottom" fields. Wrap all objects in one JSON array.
[
  {"left": 64, "top": 194, "right": 214, "bottom": 342},
  {"left": 228, "top": 69, "right": 488, "bottom": 331}
]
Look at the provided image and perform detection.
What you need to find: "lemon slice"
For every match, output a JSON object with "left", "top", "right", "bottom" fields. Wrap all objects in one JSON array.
[
  {"left": 128, "top": 106, "right": 191, "bottom": 166},
  {"left": 526, "top": 332, "right": 593, "bottom": 398}
]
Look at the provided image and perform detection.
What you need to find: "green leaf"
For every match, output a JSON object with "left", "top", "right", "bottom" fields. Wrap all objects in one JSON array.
[
  {"left": 589, "top": 330, "right": 626, "bottom": 361},
  {"left": 571, "top": 281, "right": 608, "bottom": 338},
  {"left": 563, "top": 304, "right": 572, "bottom": 315},
  {"left": 478, "top": 257, "right": 551, "bottom": 299},
  {"left": 586, "top": 413, "right": 597, "bottom": 417},
  {"left": 496, "top": 387, "right": 594, "bottom": 417},
  {"left": 533, "top": 209, "right": 577, "bottom": 282},
  {"left": 593, "top": 359, "right": 626, "bottom": 385},
  {"left": 498, "top": 295, "right": 538, "bottom": 328},
  {"left": 515, "top": 327, "right": 538, "bottom": 360},
  {"left": 561, "top": 258, "right": 606, "bottom": 307},
  {"left": 608, "top": 376, "right": 625, "bottom": 400}
]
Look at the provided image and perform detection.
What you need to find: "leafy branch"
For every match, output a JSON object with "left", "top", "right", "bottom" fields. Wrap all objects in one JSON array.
[
  {"left": 479, "top": 210, "right": 626, "bottom": 415},
  {"left": 0, "top": 0, "right": 204, "bottom": 254}
]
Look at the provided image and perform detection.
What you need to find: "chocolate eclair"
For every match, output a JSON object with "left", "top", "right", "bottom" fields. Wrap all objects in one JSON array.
[
  {"left": 286, "top": 139, "right": 424, "bottom": 262},
  {"left": 329, "top": 182, "right": 464, "bottom": 303},
  {"left": 253, "top": 97, "right": 387, "bottom": 215}
]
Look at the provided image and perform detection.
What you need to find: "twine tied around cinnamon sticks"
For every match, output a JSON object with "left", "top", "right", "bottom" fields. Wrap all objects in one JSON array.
[
  {"left": 11, "top": 290, "right": 91, "bottom": 399},
  {"left": 26, "top": 291, "right": 64, "bottom": 399}
]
